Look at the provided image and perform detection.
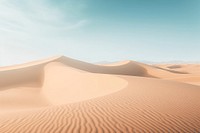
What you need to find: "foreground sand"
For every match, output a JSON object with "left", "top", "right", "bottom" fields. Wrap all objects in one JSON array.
[{"left": 0, "top": 56, "right": 200, "bottom": 132}]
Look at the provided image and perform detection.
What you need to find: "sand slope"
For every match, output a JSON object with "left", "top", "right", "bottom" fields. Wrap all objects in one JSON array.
[
  {"left": 155, "top": 64, "right": 200, "bottom": 85},
  {"left": 0, "top": 56, "right": 200, "bottom": 132}
]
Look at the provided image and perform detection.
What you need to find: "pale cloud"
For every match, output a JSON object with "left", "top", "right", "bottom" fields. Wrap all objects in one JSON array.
[{"left": 0, "top": 0, "right": 88, "bottom": 66}]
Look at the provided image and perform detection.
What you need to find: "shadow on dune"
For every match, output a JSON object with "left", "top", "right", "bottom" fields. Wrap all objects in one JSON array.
[
  {"left": 0, "top": 65, "right": 44, "bottom": 91},
  {"left": 153, "top": 66, "right": 188, "bottom": 74},
  {"left": 167, "top": 65, "right": 182, "bottom": 69},
  {"left": 56, "top": 56, "right": 155, "bottom": 78}
]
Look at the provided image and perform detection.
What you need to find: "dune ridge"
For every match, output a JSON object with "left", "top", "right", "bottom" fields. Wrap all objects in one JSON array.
[{"left": 0, "top": 56, "right": 200, "bottom": 132}]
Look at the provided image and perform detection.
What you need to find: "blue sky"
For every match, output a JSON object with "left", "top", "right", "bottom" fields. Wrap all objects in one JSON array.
[{"left": 0, "top": 0, "right": 200, "bottom": 66}]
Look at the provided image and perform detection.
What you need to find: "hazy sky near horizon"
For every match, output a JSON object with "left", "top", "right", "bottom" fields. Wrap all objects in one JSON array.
[{"left": 0, "top": 0, "right": 200, "bottom": 66}]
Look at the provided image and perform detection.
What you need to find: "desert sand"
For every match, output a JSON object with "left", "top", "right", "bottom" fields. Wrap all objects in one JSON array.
[{"left": 0, "top": 56, "right": 200, "bottom": 132}]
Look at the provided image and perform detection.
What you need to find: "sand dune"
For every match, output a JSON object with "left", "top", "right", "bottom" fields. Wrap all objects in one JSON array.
[
  {"left": 156, "top": 64, "right": 200, "bottom": 74},
  {"left": 155, "top": 64, "right": 200, "bottom": 85},
  {"left": 42, "top": 62, "right": 128, "bottom": 104},
  {"left": 0, "top": 56, "right": 200, "bottom": 132}
]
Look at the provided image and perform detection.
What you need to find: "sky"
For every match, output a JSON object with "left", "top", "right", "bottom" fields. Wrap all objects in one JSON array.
[{"left": 0, "top": 0, "right": 200, "bottom": 66}]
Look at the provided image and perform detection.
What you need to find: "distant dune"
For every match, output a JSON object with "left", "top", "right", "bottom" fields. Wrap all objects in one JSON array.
[{"left": 0, "top": 56, "right": 200, "bottom": 132}]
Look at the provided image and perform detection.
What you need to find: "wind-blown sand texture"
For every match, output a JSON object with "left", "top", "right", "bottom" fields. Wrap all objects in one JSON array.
[{"left": 0, "top": 56, "right": 200, "bottom": 132}]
